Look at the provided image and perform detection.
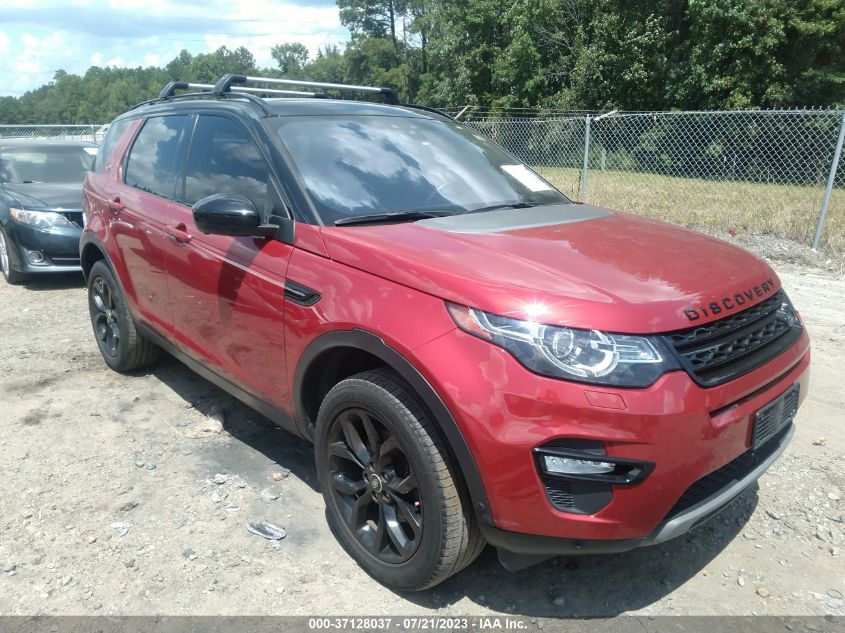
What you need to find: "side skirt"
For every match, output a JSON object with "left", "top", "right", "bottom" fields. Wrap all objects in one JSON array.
[{"left": 137, "top": 323, "right": 303, "bottom": 439}]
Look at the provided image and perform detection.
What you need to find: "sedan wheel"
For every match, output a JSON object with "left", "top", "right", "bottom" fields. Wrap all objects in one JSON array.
[{"left": 0, "top": 229, "right": 26, "bottom": 284}]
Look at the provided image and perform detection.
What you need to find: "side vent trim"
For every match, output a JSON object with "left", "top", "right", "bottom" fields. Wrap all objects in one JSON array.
[{"left": 284, "top": 280, "right": 321, "bottom": 307}]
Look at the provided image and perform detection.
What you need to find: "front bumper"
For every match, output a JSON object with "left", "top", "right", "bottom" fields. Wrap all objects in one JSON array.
[
  {"left": 483, "top": 423, "right": 793, "bottom": 569},
  {"left": 7, "top": 222, "right": 82, "bottom": 273},
  {"left": 413, "top": 327, "right": 810, "bottom": 546}
]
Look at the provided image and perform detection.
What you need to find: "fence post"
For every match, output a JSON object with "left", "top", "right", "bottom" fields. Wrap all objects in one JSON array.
[
  {"left": 813, "top": 110, "right": 845, "bottom": 250},
  {"left": 580, "top": 116, "right": 591, "bottom": 201}
]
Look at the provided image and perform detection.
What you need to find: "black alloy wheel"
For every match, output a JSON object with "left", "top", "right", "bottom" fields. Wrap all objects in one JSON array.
[
  {"left": 86, "top": 260, "right": 158, "bottom": 372},
  {"left": 315, "top": 369, "right": 485, "bottom": 590},
  {"left": 91, "top": 275, "right": 120, "bottom": 358},
  {"left": 326, "top": 407, "right": 423, "bottom": 563}
]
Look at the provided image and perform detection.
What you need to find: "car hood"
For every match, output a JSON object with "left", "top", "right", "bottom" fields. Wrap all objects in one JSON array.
[
  {"left": 2, "top": 182, "right": 83, "bottom": 210},
  {"left": 319, "top": 204, "right": 781, "bottom": 334}
]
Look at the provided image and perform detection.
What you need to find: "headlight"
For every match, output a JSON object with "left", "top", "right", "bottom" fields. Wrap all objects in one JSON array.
[
  {"left": 10, "top": 208, "right": 75, "bottom": 229},
  {"left": 446, "top": 303, "right": 679, "bottom": 387}
]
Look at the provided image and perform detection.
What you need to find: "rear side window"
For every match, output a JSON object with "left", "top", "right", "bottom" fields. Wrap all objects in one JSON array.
[
  {"left": 124, "top": 115, "right": 190, "bottom": 199},
  {"left": 95, "top": 119, "right": 131, "bottom": 172},
  {"left": 182, "top": 115, "right": 273, "bottom": 213}
]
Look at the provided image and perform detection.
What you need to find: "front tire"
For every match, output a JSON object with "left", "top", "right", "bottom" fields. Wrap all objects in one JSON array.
[
  {"left": 0, "top": 229, "right": 27, "bottom": 285},
  {"left": 87, "top": 260, "right": 159, "bottom": 372},
  {"left": 315, "top": 369, "right": 484, "bottom": 590}
]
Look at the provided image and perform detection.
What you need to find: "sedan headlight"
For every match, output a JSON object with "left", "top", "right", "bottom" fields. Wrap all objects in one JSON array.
[
  {"left": 10, "top": 208, "right": 75, "bottom": 229},
  {"left": 447, "top": 303, "right": 679, "bottom": 387}
]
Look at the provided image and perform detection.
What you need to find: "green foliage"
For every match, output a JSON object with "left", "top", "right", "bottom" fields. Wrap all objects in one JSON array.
[
  {"left": 271, "top": 43, "right": 309, "bottom": 78},
  {"left": 1, "top": 0, "right": 842, "bottom": 124}
]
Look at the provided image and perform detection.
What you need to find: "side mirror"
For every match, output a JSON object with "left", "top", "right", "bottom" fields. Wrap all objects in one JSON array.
[{"left": 192, "top": 194, "right": 278, "bottom": 238}]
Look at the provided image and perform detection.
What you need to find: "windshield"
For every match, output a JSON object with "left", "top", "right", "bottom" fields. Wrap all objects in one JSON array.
[
  {"left": 273, "top": 116, "right": 569, "bottom": 224},
  {"left": 0, "top": 146, "right": 95, "bottom": 184}
]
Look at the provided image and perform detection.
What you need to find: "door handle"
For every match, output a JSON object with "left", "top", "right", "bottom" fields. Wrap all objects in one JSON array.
[
  {"left": 167, "top": 223, "right": 192, "bottom": 244},
  {"left": 108, "top": 196, "right": 124, "bottom": 214}
]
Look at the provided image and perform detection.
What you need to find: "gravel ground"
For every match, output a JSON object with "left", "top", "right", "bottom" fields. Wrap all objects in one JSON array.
[{"left": 0, "top": 235, "right": 843, "bottom": 617}]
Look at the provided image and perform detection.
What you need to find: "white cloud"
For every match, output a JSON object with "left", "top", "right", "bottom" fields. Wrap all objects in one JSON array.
[
  {"left": 9, "top": 31, "right": 77, "bottom": 87},
  {"left": 0, "top": 0, "right": 348, "bottom": 97}
]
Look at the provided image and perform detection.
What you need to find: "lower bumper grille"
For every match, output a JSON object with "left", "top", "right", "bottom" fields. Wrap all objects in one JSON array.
[
  {"left": 542, "top": 479, "right": 575, "bottom": 510},
  {"left": 665, "top": 423, "right": 791, "bottom": 521}
]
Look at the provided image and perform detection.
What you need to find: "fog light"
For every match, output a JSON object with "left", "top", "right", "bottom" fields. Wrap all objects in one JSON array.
[
  {"left": 24, "top": 248, "right": 46, "bottom": 264},
  {"left": 543, "top": 455, "right": 615, "bottom": 475}
]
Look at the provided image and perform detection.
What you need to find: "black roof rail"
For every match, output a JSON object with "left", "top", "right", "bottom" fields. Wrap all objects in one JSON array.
[
  {"left": 134, "top": 79, "right": 329, "bottom": 114},
  {"left": 129, "top": 88, "right": 274, "bottom": 115},
  {"left": 137, "top": 75, "right": 434, "bottom": 117},
  {"left": 213, "top": 73, "right": 399, "bottom": 104},
  {"left": 158, "top": 81, "right": 191, "bottom": 99},
  {"left": 400, "top": 103, "right": 456, "bottom": 121}
]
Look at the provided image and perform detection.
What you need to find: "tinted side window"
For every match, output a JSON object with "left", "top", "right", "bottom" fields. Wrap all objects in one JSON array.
[
  {"left": 95, "top": 119, "right": 131, "bottom": 172},
  {"left": 183, "top": 116, "right": 273, "bottom": 212},
  {"left": 124, "top": 115, "right": 190, "bottom": 199}
]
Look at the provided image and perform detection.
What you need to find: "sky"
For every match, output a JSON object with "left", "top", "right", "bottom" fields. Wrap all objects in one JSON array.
[{"left": 0, "top": 0, "right": 349, "bottom": 97}]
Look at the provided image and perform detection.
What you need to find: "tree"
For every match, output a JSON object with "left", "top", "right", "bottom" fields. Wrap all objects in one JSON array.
[
  {"left": 271, "top": 43, "right": 309, "bottom": 77},
  {"left": 188, "top": 46, "right": 257, "bottom": 83},
  {"left": 308, "top": 45, "right": 347, "bottom": 84},
  {"left": 165, "top": 49, "right": 194, "bottom": 80},
  {"left": 670, "top": 0, "right": 792, "bottom": 109},
  {"left": 1, "top": 0, "right": 843, "bottom": 125},
  {"left": 338, "top": 0, "right": 404, "bottom": 51}
]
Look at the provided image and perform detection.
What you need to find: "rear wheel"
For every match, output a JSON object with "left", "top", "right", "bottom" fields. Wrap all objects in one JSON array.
[
  {"left": 315, "top": 369, "right": 483, "bottom": 590},
  {"left": 87, "top": 260, "right": 159, "bottom": 372},
  {"left": 0, "top": 229, "right": 27, "bottom": 285}
]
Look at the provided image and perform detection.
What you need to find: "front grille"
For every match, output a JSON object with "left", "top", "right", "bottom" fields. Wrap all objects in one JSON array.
[
  {"left": 665, "top": 290, "right": 802, "bottom": 387},
  {"left": 57, "top": 211, "right": 83, "bottom": 228},
  {"left": 665, "top": 423, "right": 790, "bottom": 520}
]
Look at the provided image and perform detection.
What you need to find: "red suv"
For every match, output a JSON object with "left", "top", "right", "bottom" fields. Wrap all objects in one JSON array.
[{"left": 81, "top": 75, "right": 810, "bottom": 590}]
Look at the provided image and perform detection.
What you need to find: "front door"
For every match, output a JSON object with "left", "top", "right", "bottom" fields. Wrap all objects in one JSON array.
[{"left": 162, "top": 114, "right": 294, "bottom": 413}]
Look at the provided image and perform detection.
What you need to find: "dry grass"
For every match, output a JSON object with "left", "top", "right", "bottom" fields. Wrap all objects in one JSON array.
[{"left": 536, "top": 166, "right": 845, "bottom": 267}]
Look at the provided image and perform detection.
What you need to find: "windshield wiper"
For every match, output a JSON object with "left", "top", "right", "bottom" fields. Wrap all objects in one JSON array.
[
  {"left": 460, "top": 201, "right": 537, "bottom": 215},
  {"left": 334, "top": 210, "right": 446, "bottom": 226}
]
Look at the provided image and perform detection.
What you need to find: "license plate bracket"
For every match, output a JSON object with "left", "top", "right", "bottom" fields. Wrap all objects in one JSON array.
[{"left": 752, "top": 383, "right": 799, "bottom": 450}]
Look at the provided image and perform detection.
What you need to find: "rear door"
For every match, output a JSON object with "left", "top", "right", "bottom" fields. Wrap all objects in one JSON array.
[
  {"left": 162, "top": 113, "right": 295, "bottom": 412},
  {"left": 111, "top": 114, "right": 192, "bottom": 333}
]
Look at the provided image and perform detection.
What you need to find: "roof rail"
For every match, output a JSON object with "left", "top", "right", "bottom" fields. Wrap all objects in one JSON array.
[
  {"left": 213, "top": 74, "right": 400, "bottom": 105},
  {"left": 400, "top": 103, "right": 456, "bottom": 121},
  {"left": 139, "top": 76, "right": 453, "bottom": 120},
  {"left": 158, "top": 80, "right": 324, "bottom": 100},
  {"left": 129, "top": 88, "right": 274, "bottom": 115}
]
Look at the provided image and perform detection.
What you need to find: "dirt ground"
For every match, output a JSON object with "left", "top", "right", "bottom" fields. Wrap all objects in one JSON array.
[{"left": 0, "top": 235, "right": 843, "bottom": 618}]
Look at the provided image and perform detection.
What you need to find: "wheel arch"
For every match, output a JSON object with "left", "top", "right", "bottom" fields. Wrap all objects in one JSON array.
[
  {"left": 80, "top": 238, "right": 106, "bottom": 281},
  {"left": 294, "top": 329, "right": 493, "bottom": 526}
]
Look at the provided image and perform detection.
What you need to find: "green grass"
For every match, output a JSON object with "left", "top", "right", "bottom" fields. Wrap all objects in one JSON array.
[{"left": 535, "top": 166, "right": 845, "bottom": 265}]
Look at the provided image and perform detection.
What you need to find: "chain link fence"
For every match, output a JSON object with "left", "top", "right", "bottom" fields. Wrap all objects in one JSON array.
[
  {"left": 3, "top": 114, "right": 844, "bottom": 257},
  {"left": 0, "top": 124, "right": 106, "bottom": 144},
  {"left": 458, "top": 109, "right": 845, "bottom": 257}
]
